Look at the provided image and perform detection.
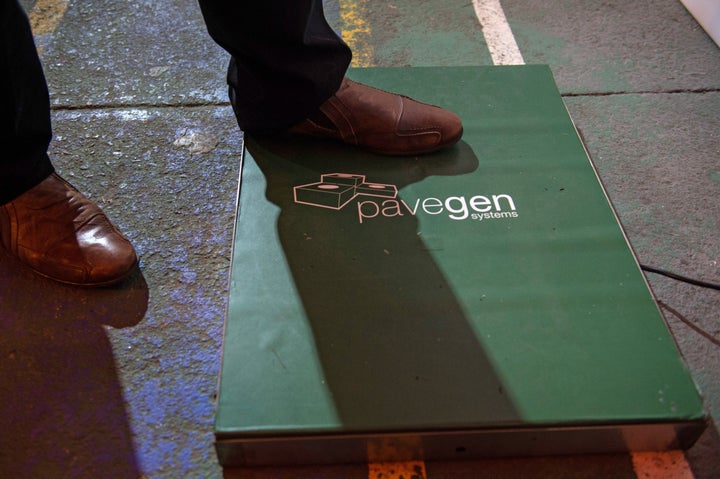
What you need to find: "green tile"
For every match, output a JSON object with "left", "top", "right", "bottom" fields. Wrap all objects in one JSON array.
[{"left": 215, "top": 66, "right": 705, "bottom": 466}]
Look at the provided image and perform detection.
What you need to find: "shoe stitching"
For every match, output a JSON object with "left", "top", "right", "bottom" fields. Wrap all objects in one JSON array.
[
  {"left": 347, "top": 80, "right": 446, "bottom": 139},
  {"left": 323, "top": 97, "right": 358, "bottom": 145}
]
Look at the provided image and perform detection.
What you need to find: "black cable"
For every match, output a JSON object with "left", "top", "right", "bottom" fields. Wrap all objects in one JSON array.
[
  {"left": 640, "top": 264, "right": 720, "bottom": 291},
  {"left": 657, "top": 300, "right": 720, "bottom": 347},
  {"left": 642, "top": 267, "right": 720, "bottom": 347},
  {"left": 576, "top": 128, "right": 720, "bottom": 293}
]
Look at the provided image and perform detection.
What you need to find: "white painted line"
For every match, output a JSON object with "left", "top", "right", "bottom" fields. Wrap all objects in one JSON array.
[
  {"left": 472, "top": 0, "right": 525, "bottom": 65},
  {"left": 681, "top": 0, "right": 720, "bottom": 46}
]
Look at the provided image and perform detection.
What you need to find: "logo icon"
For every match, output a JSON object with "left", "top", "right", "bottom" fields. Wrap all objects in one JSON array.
[
  {"left": 294, "top": 173, "right": 398, "bottom": 210},
  {"left": 294, "top": 172, "right": 519, "bottom": 224}
]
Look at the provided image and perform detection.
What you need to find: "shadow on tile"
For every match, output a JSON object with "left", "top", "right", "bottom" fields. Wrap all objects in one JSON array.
[
  {"left": 0, "top": 247, "right": 148, "bottom": 479},
  {"left": 686, "top": 422, "right": 720, "bottom": 479}
]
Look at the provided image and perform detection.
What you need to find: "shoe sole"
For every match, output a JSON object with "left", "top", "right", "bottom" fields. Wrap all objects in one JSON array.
[{"left": 27, "top": 258, "right": 140, "bottom": 288}]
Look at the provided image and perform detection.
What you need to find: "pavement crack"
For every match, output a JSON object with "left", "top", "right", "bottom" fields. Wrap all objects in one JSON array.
[
  {"left": 50, "top": 101, "right": 232, "bottom": 112},
  {"left": 562, "top": 87, "right": 720, "bottom": 97}
]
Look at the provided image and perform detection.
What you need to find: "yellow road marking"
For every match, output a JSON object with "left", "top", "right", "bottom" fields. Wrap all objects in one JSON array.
[
  {"left": 368, "top": 461, "right": 427, "bottom": 479},
  {"left": 339, "top": 0, "right": 374, "bottom": 67},
  {"left": 631, "top": 451, "right": 695, "bottom": 479},
  {"left": 366, "top": 437, "right": 427, "bottom": 479},
  {"left": 28, "top": 0, "right": 69, "bottom": 55},
  {"left": 29, "top": 0, "right": 69, "bottom": 35}
]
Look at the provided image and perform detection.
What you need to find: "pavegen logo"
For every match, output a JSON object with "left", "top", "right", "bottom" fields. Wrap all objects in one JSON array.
[{"left": 294, "top": 173, "right": 519, "bottom": 224}]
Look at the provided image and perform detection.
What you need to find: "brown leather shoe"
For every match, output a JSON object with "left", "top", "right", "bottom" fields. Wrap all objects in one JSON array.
[
  {"left": 288, "top": 78, "right": 463, "bottom": 156},
  {"left": 0, "top": 173, "right": 138, "bottom": 286}
]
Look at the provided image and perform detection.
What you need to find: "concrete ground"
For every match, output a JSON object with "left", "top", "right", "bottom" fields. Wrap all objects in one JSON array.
[{"left": 1, "top": 0, "right": 718, "bottom": 478}]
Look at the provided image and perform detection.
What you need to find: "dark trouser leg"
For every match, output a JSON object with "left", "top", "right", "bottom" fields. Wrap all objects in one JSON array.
[
  {"left": 0, "top": 0, "right": 54, "bottom": 205},
  {"left": 197, "top": 0, "right": 351, "bottom": 132}
]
